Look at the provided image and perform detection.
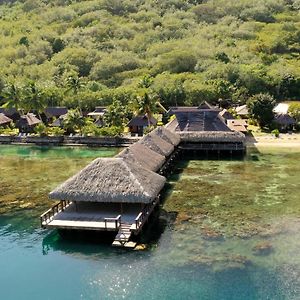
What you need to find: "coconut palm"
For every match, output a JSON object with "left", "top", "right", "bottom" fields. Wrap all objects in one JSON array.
[
  {"left": 1, "top": 82, "right": 24, "bottom": 114},
  {"left": 23, "top": 81, "right": 46, "bottom": 118},
  {"left": 63, "top": 109, "right": 86, "bottom": 134},
  {"left": 135, "top": 91, "right": 157, "bottom": 127}
]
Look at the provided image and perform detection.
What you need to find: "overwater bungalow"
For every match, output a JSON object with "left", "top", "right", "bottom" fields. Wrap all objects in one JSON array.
[
  {"left": 41, "top": 157, "right": 166, "bottom": 247},
  {"left": 166, "top": 106, "right": 245, "bottom": 153},
  {"left": 127, "top": 115, "right": 157, "bottom": 136},
  {"left": 17, "top": 113, "right": 42, "bottom": 133},
  {"left": 0, "top": 113, "right": 13, "bottom": 127},
  {"left": 139, "top": 133, "right": 174, "bottom": 157},
  {"left": 117, "top": 143, "right": 166, "bottom": 172}
]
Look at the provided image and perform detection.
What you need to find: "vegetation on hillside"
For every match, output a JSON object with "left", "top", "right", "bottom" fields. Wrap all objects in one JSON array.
[{"left": 0, "top": 0, "right": 299, "bottom": 111}]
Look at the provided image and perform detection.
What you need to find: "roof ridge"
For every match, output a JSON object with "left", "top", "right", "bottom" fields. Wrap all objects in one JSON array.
[{"left": 120, "top": 158, "right": 150, "bottom": 197}]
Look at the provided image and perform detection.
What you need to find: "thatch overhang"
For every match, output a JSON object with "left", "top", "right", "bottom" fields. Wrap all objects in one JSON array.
[
  {"left": 150, "top": 127, "right": 180, "bottom": 146},
  {"left": 139, "top": 134, "right": 174, "bottom": 157},
  {"left": 45, "top": 107, "right": 68, "bottom": 118},
  {"left": 0, "top": 113, "right": 13, "bottom": 125},
  {"left": 19, "top": 113, "right": 42, "bottom": 126},
  {"left": 127, "top": 115, "right": 157, "bottom": 127},
  {"left": 117, "top": 143, "right": 165, "bottom": 172},
  {"left": 49, "top": 158, "right": 166, "bottom": 204},
  {"left": 179, "top": 131, "right": 245, "bottom": 143}
]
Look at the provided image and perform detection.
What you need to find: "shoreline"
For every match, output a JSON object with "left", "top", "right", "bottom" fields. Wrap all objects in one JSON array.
[{"left": 246, "top": 133, "right": 300, "bottom": 150}]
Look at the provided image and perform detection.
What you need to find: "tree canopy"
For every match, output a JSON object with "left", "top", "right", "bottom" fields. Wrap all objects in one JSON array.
[{"left": 0, "top": 0, "right": 299, "bottom": 109}]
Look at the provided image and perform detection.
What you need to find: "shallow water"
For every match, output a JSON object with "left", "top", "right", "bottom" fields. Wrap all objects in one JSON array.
[{"left": 0, "top": 145, "right": 299, "bottom": 299}]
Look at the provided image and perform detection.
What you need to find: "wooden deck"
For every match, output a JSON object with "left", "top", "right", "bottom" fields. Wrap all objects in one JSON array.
[
  {"left": 41, "top": 202, "right": 143, "bottom": 231},
  {"left": 41, "top": 197, "right": 160, "bottom": 245}
]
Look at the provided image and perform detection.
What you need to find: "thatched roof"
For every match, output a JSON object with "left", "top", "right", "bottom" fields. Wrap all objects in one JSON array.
[
  {"left": 179, "top": 131, "right": 245, "bottom": 143},
  {"left": 139, "top": 134, "right": 174, "bottom": 157},
  {"left": 19, "top": 113, "right": 42, "bottom": 126},
  {"left": 150, "top": 127, "right": 180, "bottom": 146},
  {"left": 166, "top": 111, "right": 231, "bottom": 132},
  {"left": 0, "top": 113, "right": 12, "bottom": 125},
  {"left": 274, "top": 114, "right": 295, "bottom": 125},
  {"left": 45, "top": 107, "right": 68, "bottom": 118},
  {"left": 49, "top": 158, "right": 166, "bottom": 204},
  {"left": 127, "top": 115, "right": 157, "bottom": 127},
  {"left": 0, "top": 108, "right": 18, "bottom": 117},
  {"left": 235, "top": 105, "right": 249, "bottom": 116},
  {"left": 117, "top": 143, "right": 165, "bottom": 172}
]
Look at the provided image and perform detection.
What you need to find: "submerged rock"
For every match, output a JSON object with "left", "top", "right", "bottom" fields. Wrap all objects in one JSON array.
[
  {"left": 252, "top": 241, "right": 274, "bottom": 256},
  {"left": 134, "top": 244, "right": 147, "bottom": 251}
]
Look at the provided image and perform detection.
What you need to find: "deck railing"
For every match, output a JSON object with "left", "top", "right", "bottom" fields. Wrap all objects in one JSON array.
[
  {"left": 135, "top": 197, "right": 159, "bottom": 230},
  {"left": 104, "top": 215, "right": 121, "bottom": 230},
  {"left": 40, "top": 200, "right": 71, "bottom": 228}
]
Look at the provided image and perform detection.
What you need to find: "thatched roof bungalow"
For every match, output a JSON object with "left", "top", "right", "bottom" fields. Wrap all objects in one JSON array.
[
  {"left": 17, "top": 113, "right": 42, "bottom": 133},
  {"left": 150, "top": 127, "right": 180, "bottom": 146},
  {"left": 45, "top": 107, "right": 68, "bottom": 119},
  {"left": 179, "top": 131, "right": 246, "bottom": 143},
  {"left": 49, "top": 158, "right": 166, "bottom": 204},
  {"left": 138, "top": 134, "right": 174, "bottom": 157},
  {"left": 0, "top": 108, "right": 19, "bottom": 121},
  {"left": 127, "top": 115, "right": 157, "bottom": 136},
  {"left": 0, "top": 113, "right": 13, "bottom": 126},
  {"left": 117, "top": 143, "right": 165, "bottom": 172}
]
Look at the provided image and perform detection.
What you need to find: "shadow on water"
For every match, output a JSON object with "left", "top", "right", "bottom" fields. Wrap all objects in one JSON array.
[{"left": 42, "top": 229, "right": 124, "bottom": 257}]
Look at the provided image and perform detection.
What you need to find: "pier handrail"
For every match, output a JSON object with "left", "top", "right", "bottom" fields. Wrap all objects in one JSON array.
[
  {"left": 104, "top": 215, "right": 121, "bottom": 230},
  {"left": 40, "top": 200, "right": 71, "bottom": 227},
  {"left": 135, "top": 196, "right": 160, "bottom": 230}
]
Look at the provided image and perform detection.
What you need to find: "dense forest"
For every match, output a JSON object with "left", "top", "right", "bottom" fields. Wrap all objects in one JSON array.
[{"left": 0, "top": 0, "right": 299, "bottom": 111}]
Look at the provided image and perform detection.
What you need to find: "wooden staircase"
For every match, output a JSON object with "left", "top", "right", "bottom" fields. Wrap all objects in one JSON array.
[{"left": 112, "top": 223, "right": 136, "bottom": 248}]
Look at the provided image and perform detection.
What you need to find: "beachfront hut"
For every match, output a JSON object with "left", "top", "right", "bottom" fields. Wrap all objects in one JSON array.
[
  {"left": 234, "top": 105, "right": 249, "bottom": 118},
  {"left": 0, "top": 108, "right": 19, "bottom": 122},
  {"left": 0, "top": 113, "right": 13, "bottom": 127},
  {"left": 17, "top": 113, "right": 42, "bottom": 133},
  {"left": 117, "top": 143, "right": 166, "bottom": 172},
  {"left": 139, "top": 133, "right": 174, "bottom": 157},
  {"left": 88, "top": 106, "right": 107, "bottom": 127},
  {"left": 127, "top": 115, "right": 157, "bottom": 136},
  {"left": 274, "top": 114, "right": 295, "bottom": 132},
  {"left": 45, "top": 107, "right": 68, "bottom": 123},
  {"left": 42, "top": 158, "right": 166, "bottom": 244}
]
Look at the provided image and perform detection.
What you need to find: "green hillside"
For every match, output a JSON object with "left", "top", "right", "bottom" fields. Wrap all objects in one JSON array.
[{"left": 0, "top": 0, "right": 299, "bottom": 110}]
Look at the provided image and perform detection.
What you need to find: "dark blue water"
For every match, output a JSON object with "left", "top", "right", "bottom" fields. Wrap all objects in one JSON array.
[{"left": 0, "top": 145, "right": 299, "bottom": 300}]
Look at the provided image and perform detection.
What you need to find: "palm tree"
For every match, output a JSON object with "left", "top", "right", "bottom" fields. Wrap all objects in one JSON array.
[
  {"left": 23, "top": 81, "right": 46, "bottom": 119},
  {"left": 65, "top": 73, "right": 85, "bottom": 113},
  {"left": 135, "top": 91, "right": 157, "bottom": 127},
  {"left": 63, "top": 109, "right": 86, "bottom": 134},
  {"left": 1, "top": 82, "right": 24, "bottom": 114}
]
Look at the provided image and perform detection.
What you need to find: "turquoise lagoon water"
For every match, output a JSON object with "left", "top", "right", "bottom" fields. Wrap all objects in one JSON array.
[{"left": 0, "top": 145, "right": 299, "bottom": 300}]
